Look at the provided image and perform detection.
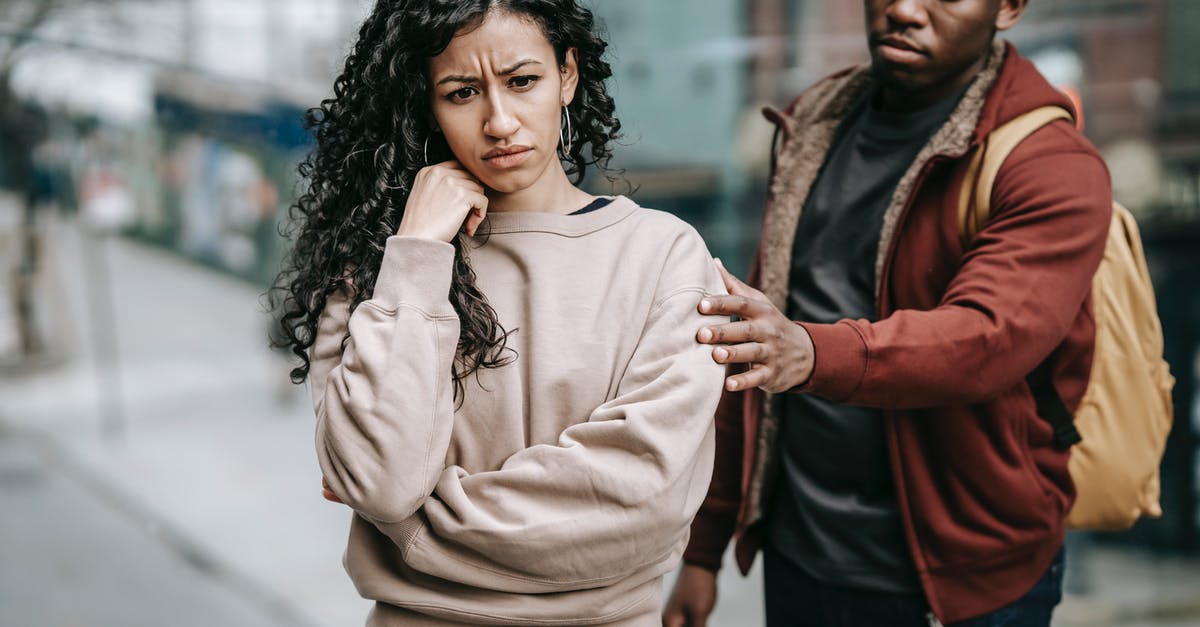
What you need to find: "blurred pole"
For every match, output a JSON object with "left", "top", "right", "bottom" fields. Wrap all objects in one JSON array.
[
  {"left": 181, "top": 0, "right": 198, "bottom": 68},
  {"left": 14, "top": 188, "right": 43, "bottom": 356},
  {"left": 80, "top": 228, "right": 125, "bottom": 439}
]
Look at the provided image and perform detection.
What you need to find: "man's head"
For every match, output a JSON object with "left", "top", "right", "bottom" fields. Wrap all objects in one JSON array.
[{"left": 864, "top": 0, "right": 1028, "bottom": 111}]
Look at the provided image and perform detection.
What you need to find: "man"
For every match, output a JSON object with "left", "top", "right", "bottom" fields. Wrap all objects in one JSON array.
[{"left": 664, "top": 1, "right": 1111, "bottom": 625}]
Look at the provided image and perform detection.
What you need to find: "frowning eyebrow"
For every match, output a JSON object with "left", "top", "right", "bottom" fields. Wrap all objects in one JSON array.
[{"left": 435, "top": 59, "right": 544, "bottom": 86}]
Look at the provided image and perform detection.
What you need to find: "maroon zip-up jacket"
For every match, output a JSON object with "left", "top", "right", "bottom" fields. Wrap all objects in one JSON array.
[{"left": 683, "top": 42, "right": 1112, "bottom": 623}]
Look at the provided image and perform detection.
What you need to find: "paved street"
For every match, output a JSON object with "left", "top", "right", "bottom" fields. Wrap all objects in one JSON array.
[
  {"left": 0, "top": 205, "right": 1196, "bottom": 626},
  {"left": 0, "top": 425, "right": 302, "bottom": 627}
]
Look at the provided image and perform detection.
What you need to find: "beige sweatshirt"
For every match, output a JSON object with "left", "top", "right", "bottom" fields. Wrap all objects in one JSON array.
[{"left": 309, "top": 196, "right": 727, "bottom": 626}]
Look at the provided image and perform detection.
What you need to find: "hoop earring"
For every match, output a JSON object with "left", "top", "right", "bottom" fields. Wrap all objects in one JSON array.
[
  {"left": 423, "top": 135, "right": 431, "bottom": 166},
  {"left": 559, "top": 106, "right": 572, "bottom": 157}
]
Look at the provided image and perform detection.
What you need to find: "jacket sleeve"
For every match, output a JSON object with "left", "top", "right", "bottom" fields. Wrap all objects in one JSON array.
[
  {"left": 681, "top": 379, "right": 748, "bottom": 572},
  {"left": 800, "top": 141, "right": 1112, "bottom": 408},
  {"left": 309, "top": 236, "right": 460, "bottom": 524},
  {"left": 373, "top": 252, "right": 729, "bottom": 593}
]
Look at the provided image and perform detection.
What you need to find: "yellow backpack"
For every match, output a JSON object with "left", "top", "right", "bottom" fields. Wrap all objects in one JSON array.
[{"left": 958, "top": 106, "right": 1176, "bottom": 530}]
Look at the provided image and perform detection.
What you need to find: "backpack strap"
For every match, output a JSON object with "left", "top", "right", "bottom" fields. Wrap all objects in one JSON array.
[
  {"left": 1028, "top": 361, "right": 1084, "bottom": 449},
  {"left": 957, "top": 106, "right": 1075, "bottom": 245},
  {"left": 957, "top": 106, "right": 1083, "bottom": 450}
]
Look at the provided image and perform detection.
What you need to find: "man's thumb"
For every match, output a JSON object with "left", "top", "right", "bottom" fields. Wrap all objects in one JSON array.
[{"left": 714, "top": 258, "right": 748, "bottom": 296}]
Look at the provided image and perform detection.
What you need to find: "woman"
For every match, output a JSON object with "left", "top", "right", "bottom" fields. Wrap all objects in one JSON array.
[{"left": 273, "top": 1, "right": 726, "bottom": 624}]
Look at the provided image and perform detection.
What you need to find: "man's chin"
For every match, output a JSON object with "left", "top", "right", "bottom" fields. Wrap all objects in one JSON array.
[{"left": 871, "top": 63, "right": 935, "bottom": 94}]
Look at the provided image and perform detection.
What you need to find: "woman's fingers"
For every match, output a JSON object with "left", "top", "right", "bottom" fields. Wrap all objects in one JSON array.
[
  {"left": 464, "top": 203, "right": 488, "bottom": 237},
  {"left": 399, "top": 162, "right": 490, "bottom": 241},
  {"left": 321, "top": 477, "right": 344, "bottom": 504}
]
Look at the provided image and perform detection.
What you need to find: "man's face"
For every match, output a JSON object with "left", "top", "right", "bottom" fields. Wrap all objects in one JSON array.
[{"left": 864, "top": 0, "right": 1023, "bottom": 96}]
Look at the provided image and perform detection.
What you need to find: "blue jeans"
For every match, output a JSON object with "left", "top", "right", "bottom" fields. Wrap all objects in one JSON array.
[{"left": 763, "top": 544, "right": 1065, "bottom": 627}]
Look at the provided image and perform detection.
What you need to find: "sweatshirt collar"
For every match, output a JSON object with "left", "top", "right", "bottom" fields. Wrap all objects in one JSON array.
[{"left": 474, "top": 195, "right": 638, "bottom": 238}]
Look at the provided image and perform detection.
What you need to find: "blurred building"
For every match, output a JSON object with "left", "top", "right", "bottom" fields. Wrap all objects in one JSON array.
[{"left": 590, "top": 0, "right": 754, "bottom": 272}]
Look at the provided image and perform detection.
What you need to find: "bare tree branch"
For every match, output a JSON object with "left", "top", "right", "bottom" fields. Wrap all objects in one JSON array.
[
  {"left": 1, "top": 0, "right": 69, "bottom": 77},
  {"left": 0, "top": 0, "right": 128, "bottom": 91}
]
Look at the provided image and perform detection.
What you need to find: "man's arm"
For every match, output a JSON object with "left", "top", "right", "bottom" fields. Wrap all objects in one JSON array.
[{"left": 699, "top": 147, "right": 1111, "bottom": 408}]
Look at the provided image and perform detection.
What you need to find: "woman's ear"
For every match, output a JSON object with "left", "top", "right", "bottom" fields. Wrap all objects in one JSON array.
[{"left": 560, "top": 47, "right": 580, "bottom": 107}]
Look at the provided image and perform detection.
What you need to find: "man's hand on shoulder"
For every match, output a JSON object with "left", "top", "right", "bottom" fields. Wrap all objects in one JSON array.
[{"left": 698, "top": 260, "right": 814, "bottom": 394}]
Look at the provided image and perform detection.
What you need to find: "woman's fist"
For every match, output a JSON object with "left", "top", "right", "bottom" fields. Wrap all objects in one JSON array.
[{"left": 396, "top": 161, "right": 489, "bottom": 242}]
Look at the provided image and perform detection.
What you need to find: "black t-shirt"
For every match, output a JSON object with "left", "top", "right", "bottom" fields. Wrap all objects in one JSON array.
[
  {"left": 766, "top": 86, "right": 966, "bottom": 594},
  {"left": 569, "top": 196, "right": 614, "bottom": 215}
]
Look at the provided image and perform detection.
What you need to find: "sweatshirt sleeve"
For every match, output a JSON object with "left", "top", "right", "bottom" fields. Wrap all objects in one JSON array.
[
  {"left": 309, "top": 236, "right": 460, "bottom": 524},
  {"left": 800, "top": 141, "right": 1112, "bottom": 408},
  {"left": 373, "top": 243, "right": 728, "bottom": 593}
]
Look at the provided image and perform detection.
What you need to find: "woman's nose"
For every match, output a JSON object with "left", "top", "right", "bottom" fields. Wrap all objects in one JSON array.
[{"left": 483, "top": 95, "right": 520, "bottom": 139}]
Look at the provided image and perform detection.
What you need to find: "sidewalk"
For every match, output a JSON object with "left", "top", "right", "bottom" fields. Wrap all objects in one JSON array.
[
  {"left": 0, "top": 205, "right": 1197, "bottom": 626},
  {"left": 0, "top": 208, "right": 369, "bottom": 627}
]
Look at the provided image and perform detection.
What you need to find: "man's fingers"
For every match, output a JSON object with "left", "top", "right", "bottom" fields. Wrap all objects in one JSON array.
[
  {"left": 711, "top": 342, "right": 769, "bottom": 365},
  {"left": 725, "top": 366, "right": 769, "bottom": 392},
  {"left": 698, "top": 320, "right": 761, "bottom": 345},
  {"left": 699, "top": 294, "right": 766, "bottom": 317}
]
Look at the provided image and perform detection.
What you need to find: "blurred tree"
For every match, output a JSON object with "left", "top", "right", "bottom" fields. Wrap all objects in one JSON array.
[{"left": 0, "top": 0, "right": 117, "bottom": 362}]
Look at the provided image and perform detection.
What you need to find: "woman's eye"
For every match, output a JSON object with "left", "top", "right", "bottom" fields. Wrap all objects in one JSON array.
[
  {"left": 510, "top": 75, "right": 539, "bottom": 89},
  {"left": 448, "top": 87, "right": 476, "bottom": 102}
]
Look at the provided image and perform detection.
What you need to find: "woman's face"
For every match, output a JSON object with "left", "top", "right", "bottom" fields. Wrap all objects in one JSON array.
[{"left": 428, "top": 10, "right": 579, "bottom": 195}]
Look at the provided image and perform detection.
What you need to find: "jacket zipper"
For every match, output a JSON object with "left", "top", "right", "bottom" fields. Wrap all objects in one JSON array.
[{"left": 878, "top": 154, "right": 954, "bottom": 627}]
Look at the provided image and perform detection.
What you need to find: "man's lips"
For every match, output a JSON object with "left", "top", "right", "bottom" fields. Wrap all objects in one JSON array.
[
  {"left": 873, "top": 34, "right": 927, "bottom": 65},
  {"left": 874, "top": 34, "right": 925, "bottom": 54}
]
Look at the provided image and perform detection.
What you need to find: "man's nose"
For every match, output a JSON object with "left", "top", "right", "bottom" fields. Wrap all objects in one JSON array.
[{"left": 885, "top": 0, "right": 930, "bottom": 29}]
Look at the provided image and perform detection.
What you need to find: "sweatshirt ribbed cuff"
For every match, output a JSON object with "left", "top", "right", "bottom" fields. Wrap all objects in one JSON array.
[
  {"left": 797, "top": 321, "right": 869, "bottom": 402},
  {"left": 370, "top": 236, "right": 456, "bottom": 316}
]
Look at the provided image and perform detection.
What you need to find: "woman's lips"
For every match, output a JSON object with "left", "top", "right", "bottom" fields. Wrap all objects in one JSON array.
[{"left": 482, "top": 147, "right": 533, "bottom": 169}]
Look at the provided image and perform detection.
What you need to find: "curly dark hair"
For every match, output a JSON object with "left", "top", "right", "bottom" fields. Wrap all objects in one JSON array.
[{"left": 271, "top": 0, "right": 621, "bottom": 396}]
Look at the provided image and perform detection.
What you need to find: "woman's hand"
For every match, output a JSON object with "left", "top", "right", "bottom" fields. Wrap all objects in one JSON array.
[
  {"left": 321, "top": 477, "right": 344, "bottom": 504},
  {"left": 396, "top": 160, "right": 489, "bottom": 241}
]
